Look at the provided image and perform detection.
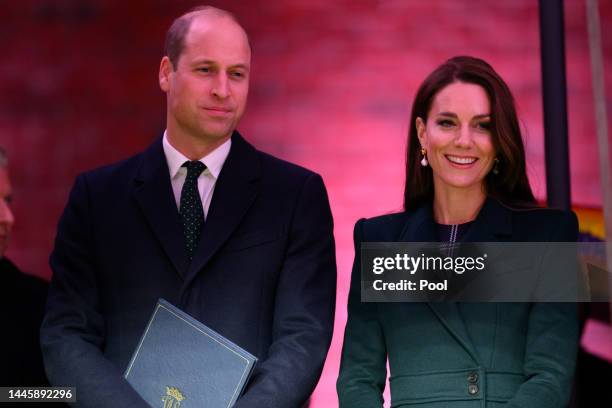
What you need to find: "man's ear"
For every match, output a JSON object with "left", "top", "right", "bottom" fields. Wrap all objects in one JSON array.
[
  {"left": 159, "top": 56, "right": 173, "bottom": 92},
  {"left": 416, "top": 117, "right": 427, "bottom": 147}
]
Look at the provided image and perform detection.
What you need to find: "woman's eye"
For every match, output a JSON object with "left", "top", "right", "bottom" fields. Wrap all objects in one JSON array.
[
  {"left": 437, "top": 119, "right": 455, "bottom": 128},
  {"left": 476, "top": 121, "right": 491, "bottom": 131}
]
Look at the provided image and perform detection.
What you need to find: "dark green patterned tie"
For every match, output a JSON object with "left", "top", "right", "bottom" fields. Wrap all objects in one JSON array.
[{"left": 179, "top": 161, "right": 206, "bottom": 260}]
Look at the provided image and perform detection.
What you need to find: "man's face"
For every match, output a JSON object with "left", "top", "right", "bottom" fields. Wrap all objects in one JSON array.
[
  {"left": 0, "top": 168, "right": 14, "bottom": 258},
  {"left": 160, "top": 15, "right": 251, "bottom": 145}
]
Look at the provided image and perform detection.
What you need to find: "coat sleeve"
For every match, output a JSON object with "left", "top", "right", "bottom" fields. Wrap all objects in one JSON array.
[
  {"left": 233, "top": 173, "right": 337, "bottom": 408},
  {"left": 40, "top": 174, "right": 150, "bottom": 408},
  {"left": 336, "top": 219, "right": 387, "bottom": 407},
  {"left": 505, "top": 211, "right": 580, "bottom": 408}
]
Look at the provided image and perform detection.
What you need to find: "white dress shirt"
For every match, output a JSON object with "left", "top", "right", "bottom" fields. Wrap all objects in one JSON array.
[{"left": 162, "top": 131, "right": 231, "bottom": 219}]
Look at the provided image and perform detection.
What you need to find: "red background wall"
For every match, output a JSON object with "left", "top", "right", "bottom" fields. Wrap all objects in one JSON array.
[{"left": 2, "top": 0, "right": 611, "bottom": 406}]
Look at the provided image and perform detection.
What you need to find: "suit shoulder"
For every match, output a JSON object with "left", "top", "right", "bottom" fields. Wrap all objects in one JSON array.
[
  {"left": 257, "top": 150, "right": 319, "bottom": 183},
  {"left": 356, "top": 211, "right": 411, "bottom": 242},
  {"left": 509, "top": 206, "right": 578, "bottom": 241},
  {"left": 68, "top": 148, "right": 150, "bottom": 200},
  {"left": 79, "top": 151, "right": 143, "bottom": 184},
  {"left": 509, "top": 206, "right": 577, "bottom": 226}
]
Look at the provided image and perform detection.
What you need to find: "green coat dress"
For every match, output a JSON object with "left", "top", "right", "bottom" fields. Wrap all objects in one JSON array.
[{"left": 337, "top": 198, "right": 579, "bottom": 408}]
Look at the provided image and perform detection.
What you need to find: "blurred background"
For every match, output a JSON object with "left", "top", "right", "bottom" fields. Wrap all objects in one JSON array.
[{"left": 1, "top": 0, "right": 610, "bottom": 406}]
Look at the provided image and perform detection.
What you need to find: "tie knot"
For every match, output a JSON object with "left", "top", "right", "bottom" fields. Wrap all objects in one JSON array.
[{"left": 182, "top": 161, "right": 206, "bottom": 179}]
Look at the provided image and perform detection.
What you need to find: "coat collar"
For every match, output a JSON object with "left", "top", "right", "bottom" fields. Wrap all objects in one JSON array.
[
  {"left": 398, "top": 197, "right": 513, "bottom": 243},
  {"left": 132, "top": 131, "right": 261, "bottom": 283},
  {"left": 184, "top": 131, "right": 260, "bottom": 288},
  {"left": 398, "top": 197, "right": 513, "bottom": 365},
  {"left": 133, "top": 136, "right": 189, "bottom": 277}
]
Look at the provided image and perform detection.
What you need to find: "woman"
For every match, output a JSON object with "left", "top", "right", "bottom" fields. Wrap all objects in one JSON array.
[{"left": 337, "top": 56, "right": 579, "bottom": 407}]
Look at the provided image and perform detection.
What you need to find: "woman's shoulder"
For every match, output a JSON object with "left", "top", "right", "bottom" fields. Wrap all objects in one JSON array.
[
  {"left": 353, "top": 211, "right": 412, "bottom": 242},
  {"left": 500, "top": 202, "right": 579, "bottom": 241},
  {"left": 503, "top": 202, "right": 576, "bottom": 225}
]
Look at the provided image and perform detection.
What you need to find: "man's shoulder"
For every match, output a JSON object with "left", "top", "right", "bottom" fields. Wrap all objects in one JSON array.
[
  {"left": 226, "top": 132, "right": 322, "bottom": 187},
  {"left": 256, "top": 149, "right": 319, "bottom": 183},
  {"left": 72, "top": 140, "right": 162, "bottom": 197},
  {"left": 78, "top": 150, "right": 145, "bottom": 184},
  {"left": 77, "top": 135, "right": 324, "bottom": 191}
]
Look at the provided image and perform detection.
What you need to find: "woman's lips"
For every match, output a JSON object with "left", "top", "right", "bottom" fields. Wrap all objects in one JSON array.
[{"left": 445, "top": 154, "right": 478, "bottom": 167}]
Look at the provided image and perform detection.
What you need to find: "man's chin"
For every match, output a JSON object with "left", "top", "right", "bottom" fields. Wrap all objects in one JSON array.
[{"left": 197, "top": 127, "right": 235, "bottom": 142}]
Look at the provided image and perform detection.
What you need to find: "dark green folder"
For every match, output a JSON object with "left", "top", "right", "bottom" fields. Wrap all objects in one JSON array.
[{"left": 124, "top": 299, "right": 257, "bottom": 407}]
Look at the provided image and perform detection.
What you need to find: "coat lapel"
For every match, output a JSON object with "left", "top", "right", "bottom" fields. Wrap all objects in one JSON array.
[
  {"left": 399, "top": 199, "right": 513, "bottom": 364},
  {"left": 132, "top": 137, "right": 190, "bottom": 277},
  {"left": 183, "top": 132, "right": 260, "bottom": 289}
]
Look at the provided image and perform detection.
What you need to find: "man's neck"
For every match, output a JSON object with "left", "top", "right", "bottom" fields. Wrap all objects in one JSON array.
[{"left": 166, "top": 129, "right": 231, "bottom": 160}]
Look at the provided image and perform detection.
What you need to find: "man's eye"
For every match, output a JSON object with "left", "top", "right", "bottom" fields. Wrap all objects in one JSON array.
[
  {"left": 230, "top": 71, "right": 244, "bottom": 78},
  {"left": 197, "top": 67, "right": 211, "bottom": 73}
]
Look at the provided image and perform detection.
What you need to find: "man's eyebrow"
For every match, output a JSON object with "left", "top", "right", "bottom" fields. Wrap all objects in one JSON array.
[
  {"left": 229, "top": 63, "right": 250, "bottom": 71},
  {"left": 192, "top": 59, "right": 215, "bottom": 65},
  {"left": 192, "top": 59, "right": 250, "bottom": 70}
]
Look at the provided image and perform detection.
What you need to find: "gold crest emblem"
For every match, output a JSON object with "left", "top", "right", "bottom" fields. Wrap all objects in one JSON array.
[{"left": 161, "top": 386, "right": 185, "bottom": 408}]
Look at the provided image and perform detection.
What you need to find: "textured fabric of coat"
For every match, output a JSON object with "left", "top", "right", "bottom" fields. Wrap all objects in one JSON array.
[
  {"left": 338, "top": 199, "right": 579, "bottom": 408},
  {"left": 42, "top": 132, "right": 337, "bottom": 408}
]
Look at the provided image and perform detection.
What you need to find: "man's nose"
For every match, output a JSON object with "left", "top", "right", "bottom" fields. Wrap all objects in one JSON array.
[{"left": 211, "top": 73, "right": 229, "bottom": 99}]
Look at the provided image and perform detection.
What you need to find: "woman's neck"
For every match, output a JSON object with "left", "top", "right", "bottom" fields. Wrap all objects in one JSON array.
[{"left": 432, "top": 183, "right": 487, "bottom": 225}]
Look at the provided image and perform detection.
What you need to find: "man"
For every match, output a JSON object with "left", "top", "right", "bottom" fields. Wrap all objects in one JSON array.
[
  {"left": 41, "top": 6, "right": 336, "bottom": 408},
  {"left": 0, "top": 147, "right": 49, "bottom": 387}
]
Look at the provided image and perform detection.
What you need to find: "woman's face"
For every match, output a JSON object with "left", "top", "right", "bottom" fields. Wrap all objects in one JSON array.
[{"left": 416, "top": 81, "right": 496, "bottom": 193}]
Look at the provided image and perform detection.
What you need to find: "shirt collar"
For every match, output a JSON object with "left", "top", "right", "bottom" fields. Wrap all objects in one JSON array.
[{"left": 162, "top": 130, "right": 231, "bottom": 179}]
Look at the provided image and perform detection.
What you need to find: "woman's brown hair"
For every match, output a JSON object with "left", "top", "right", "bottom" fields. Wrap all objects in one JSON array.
[{"left": 404, "top": 56, "right": 536, "bottom": 211}]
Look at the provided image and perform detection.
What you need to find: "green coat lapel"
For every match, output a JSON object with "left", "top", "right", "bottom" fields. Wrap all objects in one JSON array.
[{"left": 398, "top": 198, "right": 513, "bottom": 365}]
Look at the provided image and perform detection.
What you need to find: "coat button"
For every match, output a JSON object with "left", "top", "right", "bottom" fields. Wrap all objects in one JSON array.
[
  {"left": 467, "top": 372, "right": 479, "bottom": 383},
  {"left": 468, "top": 384, "right": 479, "bottom": 395}
]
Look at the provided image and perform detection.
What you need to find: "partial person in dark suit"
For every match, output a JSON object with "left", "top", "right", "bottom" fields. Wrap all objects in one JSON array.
[
  {"left": 337, "top": 56, "right": 579, "bottom": 407},
  {"left": 0, "top": 147, "right": 50, "bottom": 387},
  {"left": 41, "top": 6, "right": 336, "bottom": 408}
]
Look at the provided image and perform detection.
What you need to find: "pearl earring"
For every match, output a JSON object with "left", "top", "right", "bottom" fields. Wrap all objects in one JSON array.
[{"left": 420, "top": 148, "right": 428, "bottom": 167}]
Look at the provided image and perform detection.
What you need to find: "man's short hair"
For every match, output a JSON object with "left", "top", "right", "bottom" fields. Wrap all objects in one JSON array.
[
  {"left": 0, "top": 147, "right": 7, "bottom": 168},
  {"left": 164, "top": 6, "right": 244, "bottom": 70}
]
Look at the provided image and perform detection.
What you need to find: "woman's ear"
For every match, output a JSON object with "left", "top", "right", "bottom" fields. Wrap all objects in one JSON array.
[{"left": 416, "top": 117, "right": 426, "bottom": 147}]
